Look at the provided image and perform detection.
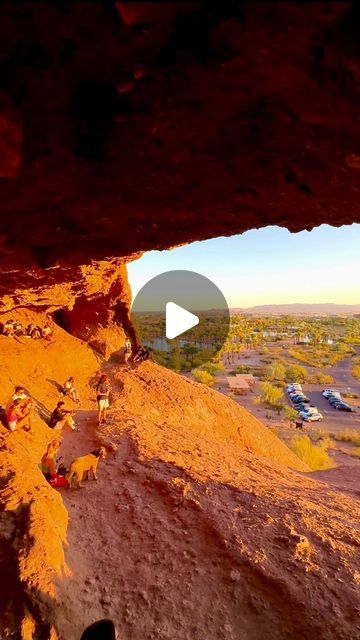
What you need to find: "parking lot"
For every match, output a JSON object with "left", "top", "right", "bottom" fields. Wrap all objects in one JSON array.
[{"left": 300, "top": 386, "right": 360, "bottom": 434}]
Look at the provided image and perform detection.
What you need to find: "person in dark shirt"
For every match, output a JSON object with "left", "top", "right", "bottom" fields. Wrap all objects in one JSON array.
[{"left": 49, "top": 401, "right": 78, "bottom": 431}]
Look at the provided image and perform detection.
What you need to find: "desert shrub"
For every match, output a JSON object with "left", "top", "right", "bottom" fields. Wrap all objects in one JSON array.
[
  {"left": 282, "top": 406, "right": 298, "bottom": 423},
  {"left": 352, "top": 358, "right": 360, "bottom": 381},
  {"left": 334, "top": 429, "right": 360, "bottom": 446},
  {"left": 192, "top": 369, "right": 214, "bottom": 386},
  {"left": 285, "top": 364, "right": 308, "bottom": 383},
  {"left": 274, "top": 380, "right": 286, "bottom": 389},
  {"left": 259, "top": 382, "right": 283, "bottom": 407},
  {"left": 342, "top": 391, "right": 359, "bottom": 399},
  {"left": 290, "top": 435, "right": 335, "bottom": 471},
  {"left": 234, "top": 365, "right": 252, "bottom": 374},
  {"left": 351, "top": 447, "right": 360, "bottom": 458},
  {"left": 289, "top": 344, "right": 354, "bottom": 369},
  {"left": 309, "top": 372, "right": 334, "bottom": 384},
  {"left": 266, "top": 361, "right": 286, "bottom": 382},
  {"left": 200, "top": 362, "right": 223, "bottom": 375},
  {"left": 309, "top": 428, "right": 329, "bottom": 442}
]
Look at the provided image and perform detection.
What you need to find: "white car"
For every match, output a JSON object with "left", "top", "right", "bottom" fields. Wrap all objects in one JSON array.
[
  {"left": 322, "top": 389, "right": 341, "bottom": 399},
  {"left": 303, "top": 413, "right": 323, "bottom": 422},
  {"left": 287, "top": 384, "right": 302, "bottom": 393},
  {"left": 300, "top": 409, "right": 323, "bottom": 422}
]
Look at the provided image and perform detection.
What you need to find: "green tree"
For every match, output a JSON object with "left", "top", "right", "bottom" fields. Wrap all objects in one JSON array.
[
  {"left": 282, "top": 406, "right": 298, "bottom": 424},
  {"left": 169, "top": 343, "right": 181, "bottom": 371},
  {"left": 259, "top": 382, "right": 284, "bottom": 407},
  {"left": 267, "top": 361, "right": 286, "bottom": 381},
  {"left": 285, "top": 364, "right": 308, "bottom": 383},
  {"left": 183, "top": 343, "right": 199, "bottom": 366},
  {"left": 192, "top": 369, "right": 214, "bottom": 386}
]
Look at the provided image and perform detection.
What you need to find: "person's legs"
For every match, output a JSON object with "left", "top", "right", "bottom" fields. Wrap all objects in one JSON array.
[
  {"left": 64, "top": 415, "right": 76, "bottom": 431},
  {"left": 54, "top": 419, "right": 66, "bottom": 430},
  {"left": 17, "top": 413, "right": 32, "bottom": 432}
]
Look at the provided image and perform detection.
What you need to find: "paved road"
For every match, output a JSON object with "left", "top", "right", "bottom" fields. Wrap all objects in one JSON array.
[{"left": 299, "top": 349, "right": 360, "bottom": 434}]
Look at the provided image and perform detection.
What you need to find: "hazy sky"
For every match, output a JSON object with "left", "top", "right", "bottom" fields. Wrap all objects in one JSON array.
[{"left": 127, "top": 224, "right": 360, "bottom": 308}]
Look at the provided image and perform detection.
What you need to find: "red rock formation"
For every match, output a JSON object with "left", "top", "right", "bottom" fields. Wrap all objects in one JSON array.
[{"left": 0, "top": 3, "right": 359, "bottom": 277}]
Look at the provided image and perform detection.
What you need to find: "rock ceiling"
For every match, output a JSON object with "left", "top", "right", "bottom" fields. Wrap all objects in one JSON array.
[{"left": 0, "top": 2, "right": 359, "bottom": 275}]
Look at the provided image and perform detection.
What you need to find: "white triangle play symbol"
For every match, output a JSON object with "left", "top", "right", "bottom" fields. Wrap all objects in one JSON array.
[{"left": 166, "top": 302, "right": 199, "bottom": 340}]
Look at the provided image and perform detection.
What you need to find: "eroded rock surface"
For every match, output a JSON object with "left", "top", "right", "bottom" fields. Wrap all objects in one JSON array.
[{"left": 0, "top": 2, "right": 359, "bottom": 278}]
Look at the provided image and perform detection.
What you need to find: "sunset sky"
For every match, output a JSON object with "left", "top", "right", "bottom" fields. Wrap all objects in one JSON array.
[{"left": 127, "top": 224, "right": 360, "bottom": 308}]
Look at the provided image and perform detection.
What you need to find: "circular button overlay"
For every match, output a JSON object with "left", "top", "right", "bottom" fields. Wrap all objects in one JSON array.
[{"left": 131, "top": 270, "right": 230, "bottom": 368}]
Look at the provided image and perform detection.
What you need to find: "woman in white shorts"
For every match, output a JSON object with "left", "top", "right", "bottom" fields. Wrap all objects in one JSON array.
[{"left": 96, "top": 374, "right": 111, "bottom": 426}]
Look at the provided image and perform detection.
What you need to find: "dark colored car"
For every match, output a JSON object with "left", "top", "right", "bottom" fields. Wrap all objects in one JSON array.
[
  {"left": 329, "top": 396, "right": 342, "bottom": 405},
  {"left": 335, "top": 403, "right": 355, "bottom": 412},
  {"left": 291, "top": 394, "right": 306, "bottom": 403}
]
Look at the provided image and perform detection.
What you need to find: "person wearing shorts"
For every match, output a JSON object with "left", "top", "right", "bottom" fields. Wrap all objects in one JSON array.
[
  {"left": 96, "top": 374, "right": 111, "bottom": 426},
  {"left": 6, "top": 398, "right": 32, "bottom": 432}
]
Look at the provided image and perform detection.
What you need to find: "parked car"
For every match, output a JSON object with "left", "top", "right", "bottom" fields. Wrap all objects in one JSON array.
[
  {"left": 287, "top": 386, "right": 302, "bottom": 394},
  {"left": 291, "top": 395, "right": 310, "bottom": 403},
  {"left": 302, "top": 412, "right": 324, "bottom": 422},
  {"left": 335, "top": 403, "right": 355, "bottom": 412},
  {"left": 322, "top": 389, "right": 341, "bottom": 398},
  {"left": 300, "top": 406, "right": 319, "bottom": 415},
  {"left": 287, "top": 383, "right": 302, "bottom": 390},
  {"left": 329, "top": 396, "right": 342, "bottom": 405},
  {"left": 293, "top": 403, "right": 307, "bottom": 411},
  {"left": 300, "top": 408, "right": 323, "bottom": 421}
]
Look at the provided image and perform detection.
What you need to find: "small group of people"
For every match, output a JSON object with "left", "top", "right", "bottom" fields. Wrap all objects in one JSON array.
[{"left": 1, "top": 318, "right": 54, "bottom": 341}]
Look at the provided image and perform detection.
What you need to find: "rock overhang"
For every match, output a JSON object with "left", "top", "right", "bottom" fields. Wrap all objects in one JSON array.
[{"left": 0, "top": 2, "right": 359, "bottom": 278}]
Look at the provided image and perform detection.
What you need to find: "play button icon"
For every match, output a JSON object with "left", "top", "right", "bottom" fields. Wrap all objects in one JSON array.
[
  {"left": 166, "top": 302, "right": 199, "bottom": 339},
  {"left": 130, "top": 270, "right": 230, "bottom": 368}
]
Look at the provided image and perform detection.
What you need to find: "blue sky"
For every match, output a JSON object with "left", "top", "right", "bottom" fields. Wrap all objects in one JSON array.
[{"left": 127, "top": 224, "right": 360, "bottom": 308}]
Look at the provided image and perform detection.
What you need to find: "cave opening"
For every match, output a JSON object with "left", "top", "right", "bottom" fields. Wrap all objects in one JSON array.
[{"left": 52, "top": 308, "right": 72, "bottom": 333}]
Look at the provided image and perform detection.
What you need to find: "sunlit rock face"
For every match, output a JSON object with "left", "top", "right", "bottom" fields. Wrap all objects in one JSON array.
[{"left": 0, "top": 2, "right": 359, "bottom": 280}]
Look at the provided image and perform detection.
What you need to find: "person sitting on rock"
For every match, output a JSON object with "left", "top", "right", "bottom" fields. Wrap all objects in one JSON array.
[
  {"left": 41, "top": 322, "right": 53, "bottom": 341},
  {"left": 62, "top": 377, "right": 80, "bottom": 403},
  {"left": 49, "top": 401, "right": 78, "bottom": 431},
  {"left": 6, "top": 398, "right": 32, "bottom": 432},
  {"left": 96, "top": 374, "right": 111, "bottom": 426},
  {"left": 2, "top": 319, "right": 15, "bottom": 336},
  {"left": 13, "top": 321, "right": 24, "bottom": 336},
  {"left": 7, "top": 385, "right": 29, "bottom": 407},
  {"left": 41, "top": 441, "right": 68, "bottom": 487},
  {"left": 133, "top": 346, "right": 150, "bottom": 364},
  {"left": 26, "top": 323, "right": 42, "bottom": 339}
]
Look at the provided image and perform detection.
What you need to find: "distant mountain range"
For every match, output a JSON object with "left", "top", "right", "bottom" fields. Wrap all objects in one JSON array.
[{"left": 231, "top": 303, "right": 360, "bottom": 316}]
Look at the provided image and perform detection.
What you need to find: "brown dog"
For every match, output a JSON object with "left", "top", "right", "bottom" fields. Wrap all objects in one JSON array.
[{"left": 66, "top": 447, "right": 107, "bottom": 488}]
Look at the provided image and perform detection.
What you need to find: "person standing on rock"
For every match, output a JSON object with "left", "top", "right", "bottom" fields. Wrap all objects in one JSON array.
[
  {"left": 124, "top": 338, "right": 132, "bottom": 364},
  {"left": 96, "top": 374, "right": 111, "bottom": 426}
]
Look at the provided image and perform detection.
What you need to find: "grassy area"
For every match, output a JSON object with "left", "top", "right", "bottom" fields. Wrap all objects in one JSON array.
[
  {"left": 333, "top": 429, "right": 360, "bottom": 447},
  {"left": 289, "top": 344, "right": 355, "bottom": 368},
  {"left": 290, "top": 435, "right": 335, "bottom": 471}
]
